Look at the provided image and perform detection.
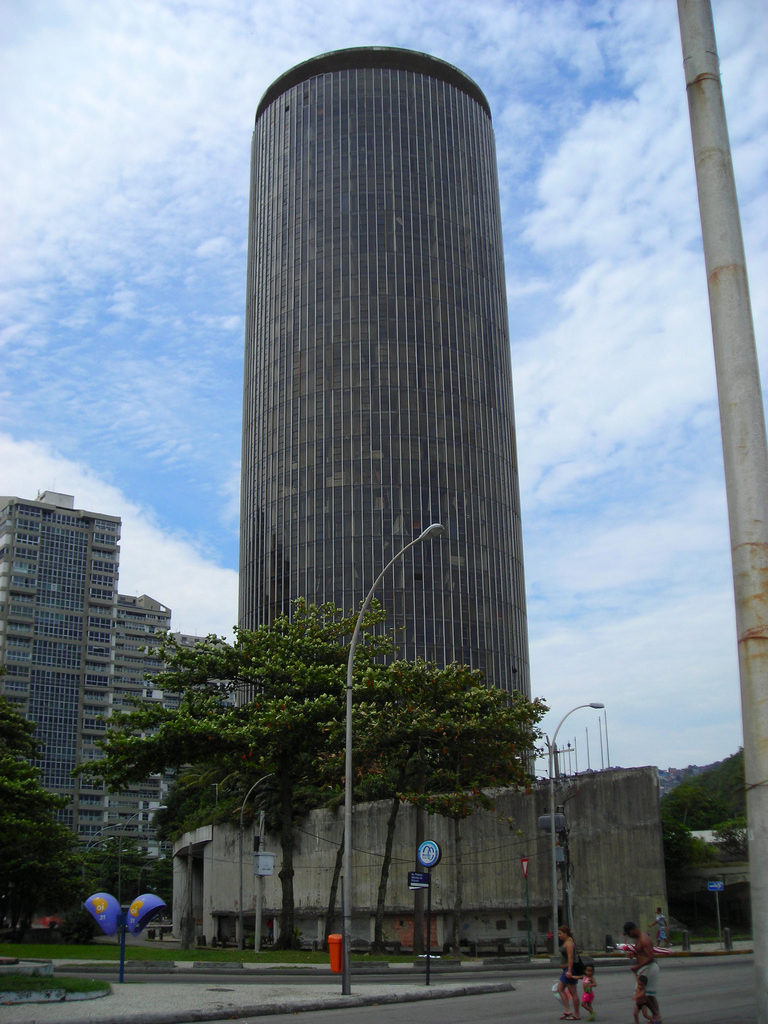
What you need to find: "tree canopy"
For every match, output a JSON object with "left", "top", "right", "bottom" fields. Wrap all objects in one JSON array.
[
  {"left": 346, "top": 658, "right": 545, "bottom": 948},
  {"left": 712, "top": 817, "right": 748, "bottom": 860},
  {"left": 659, "top": 749, "right": 745, "bottom": 897},
  {"left": 0, "top": 696, "right": 79, "bottom": 935},
  {"left": 660, "top": 750, "right": 745, "bottom": 828},
  {"left": 660, "top": 782, "right": 730, "bottom": 830},
  {"left": 84, "top": 600, "right": 545, "bottom": 951},
  {"left": 351, "top": 658, "right": 543, "bottom": 811},
  {"left": 84, "top": 600, "right": 393, "bottom": 947}
]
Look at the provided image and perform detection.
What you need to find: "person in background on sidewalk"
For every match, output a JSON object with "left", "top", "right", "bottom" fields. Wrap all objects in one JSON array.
[
  {"left": 652, "top": 907, "right": 670, "bottom": 948},
  {"left": 624, "top": 921, "right": 661, "bottom": 1024}
]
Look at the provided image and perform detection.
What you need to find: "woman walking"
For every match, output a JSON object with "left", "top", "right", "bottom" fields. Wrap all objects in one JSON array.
[{"left": 556, "top": 924, "right": 585, "bottom": 1020}]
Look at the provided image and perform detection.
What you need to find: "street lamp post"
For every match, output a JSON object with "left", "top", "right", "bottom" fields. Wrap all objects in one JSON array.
[
  {"left": 547, "top": 703, "right": 604, "bottom": 952},
  {"left": 84, "top": 825, "right": 115, "bottom": 851},
  {"left": 81, "top": 830, "right": 117, "bottom": 884},
  {"left": 341, "top": 523, "right": 444, "bottom": 996},
  {"left": 239, "top": 773, "right": 273, "bottom": 951},
  {"left": 117, "top": 805, "right": 166, "bottom": 904},
  {"left": 136, "top": 858, "right": 159, "bottom": 893},
  {"left": 117, "top": 811, "right": 140, "bottom": 905}
]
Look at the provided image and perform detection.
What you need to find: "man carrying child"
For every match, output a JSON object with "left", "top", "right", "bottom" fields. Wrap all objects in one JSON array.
[{"left": 623, "top": 921, "right": 662, "bottom": 1024}]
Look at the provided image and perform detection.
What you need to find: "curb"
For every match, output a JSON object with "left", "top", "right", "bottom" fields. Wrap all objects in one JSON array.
[
  {"left": 1, "top": 987, "right": 109, "bottom": 1006},
  {"left": 49, "top": 947, "right": 754, "bottom": 976}
]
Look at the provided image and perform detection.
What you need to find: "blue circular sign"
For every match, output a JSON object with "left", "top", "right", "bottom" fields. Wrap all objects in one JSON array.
[{"left": 417, "top": 840, "right": 442, "bottom": 868}]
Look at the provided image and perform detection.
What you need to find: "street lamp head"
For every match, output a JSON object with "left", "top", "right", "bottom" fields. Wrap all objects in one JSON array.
[
  {"left": 418, "top": 523, "right": 444, "bottom": 541},
  {"left": 589, "top": 703, "right": 605, "bottom": 709}
]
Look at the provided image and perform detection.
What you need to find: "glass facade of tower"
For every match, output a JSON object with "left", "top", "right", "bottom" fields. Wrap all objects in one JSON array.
[{"left": 240, "top": 48, "right": 529, "bottom": 695}]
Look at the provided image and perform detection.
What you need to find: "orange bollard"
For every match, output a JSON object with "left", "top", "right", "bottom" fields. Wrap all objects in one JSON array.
[{"left": 328, "top": 933, "right": 343, "bottom": 973}]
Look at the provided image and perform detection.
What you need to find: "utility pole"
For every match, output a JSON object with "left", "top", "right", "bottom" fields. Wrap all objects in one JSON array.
[{"left": 677, "top": 4, "right": 768, "bottom": 1020}]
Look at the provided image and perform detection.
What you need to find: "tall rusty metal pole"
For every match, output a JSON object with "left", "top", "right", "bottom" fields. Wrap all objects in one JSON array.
[{"left": 677, "top": 3, "right": 768, "bottom": 1018}]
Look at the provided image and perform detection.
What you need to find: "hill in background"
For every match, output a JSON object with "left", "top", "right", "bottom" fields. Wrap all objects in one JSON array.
[{"left": 659, "top": 749, "right": 745, "bottom": 828}]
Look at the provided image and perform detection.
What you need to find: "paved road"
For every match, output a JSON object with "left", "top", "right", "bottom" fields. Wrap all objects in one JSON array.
[
  {"left": 181, "top": 956, "right": 756, "bottom": 1024},
  {"left": 2, "top": 955, "right": 755, "bottom": 1024}
]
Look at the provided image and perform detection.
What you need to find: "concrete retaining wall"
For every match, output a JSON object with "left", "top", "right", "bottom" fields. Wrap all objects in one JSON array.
[{"left": 173, "top": 766, "right": 665, "bottom": 952}]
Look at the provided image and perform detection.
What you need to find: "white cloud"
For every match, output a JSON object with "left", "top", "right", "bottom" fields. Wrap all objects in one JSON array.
[
  {"left": 532, "top": 586, "right": 742, "bottom": 775},
  {"left": 195, "top": 237, "right": 233, "bottom": 259}
]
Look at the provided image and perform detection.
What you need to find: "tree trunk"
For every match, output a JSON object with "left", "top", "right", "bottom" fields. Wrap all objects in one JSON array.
[
  {"left": 452, "top": 816, "right": 463, "bottom": 952},
  {"left": 276, "top": 781, "right": 298, "bottom": 949},
  {"left": 323, "top": 828, "right": 344, "bottom": 950},
  {"left": 372, "top": 795, "right": 401, "bottom": 951},
  {"left": 180, "top": 854, "right": 195, "bottom": 950}
]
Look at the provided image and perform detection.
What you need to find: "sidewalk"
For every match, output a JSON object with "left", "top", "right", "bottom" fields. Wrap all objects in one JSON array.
[{"left": 0, "top": 973, "right": 514, "bottom": 1024}]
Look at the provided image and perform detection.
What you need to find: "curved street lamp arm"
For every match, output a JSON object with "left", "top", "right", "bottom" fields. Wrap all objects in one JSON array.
[
  {"left": 342, "top": 522, "right": 443, "bottom": 995},
  {"left": 240, "top": 773, "right": 275, "bottom": 830},
  {"left": 345, "top": 524, "right": 445, "bottom": 694},
  {"left": 83, "top": 825, "right": 119, "bottom": 854},
  {"left": 551, "top": 702, "right": 605, "bottom": 749}
]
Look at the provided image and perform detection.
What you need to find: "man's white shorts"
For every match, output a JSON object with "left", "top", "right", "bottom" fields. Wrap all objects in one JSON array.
[{"left": 638, "top": 960, "right": 659, "bottom": 996}]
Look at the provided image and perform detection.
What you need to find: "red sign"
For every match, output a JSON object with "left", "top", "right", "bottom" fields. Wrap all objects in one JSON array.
[{"left": 520, "top": 857, "right": 529, "bottom": 878}]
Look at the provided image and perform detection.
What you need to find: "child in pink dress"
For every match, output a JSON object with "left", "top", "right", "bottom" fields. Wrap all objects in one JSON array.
[{"left": 581, "top": 964, "right": 597, "bottom": 1020}]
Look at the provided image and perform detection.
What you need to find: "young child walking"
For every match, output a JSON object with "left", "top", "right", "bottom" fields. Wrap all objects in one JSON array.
[
  {"left": 581, "top": 964, "right": 597, "bottom": 1020},
  {"left": 633, "top": 974, "right": 654, "bottom": 1024}
]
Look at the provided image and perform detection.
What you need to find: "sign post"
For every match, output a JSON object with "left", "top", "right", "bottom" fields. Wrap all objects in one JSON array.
[
  {"left": 416, "top": 841, "right": 442, "bottom": 986},
  {"left": 708, "top": 880, "right": 724, "bottom": 947},
  {"left": 521, "top": 857, "right": 531, "bottom": 959}
]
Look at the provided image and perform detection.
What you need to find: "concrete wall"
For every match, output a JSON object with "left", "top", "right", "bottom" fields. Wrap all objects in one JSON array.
[{"left": 173, "top": 766, "right": 665, "bottom": 952}]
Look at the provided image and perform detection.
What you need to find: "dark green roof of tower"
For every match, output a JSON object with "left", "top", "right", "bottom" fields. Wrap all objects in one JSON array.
[{"left": 255, "top": 46, "right": 491, "bottom": 122}]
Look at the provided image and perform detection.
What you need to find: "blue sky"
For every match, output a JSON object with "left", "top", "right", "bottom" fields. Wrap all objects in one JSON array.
[{"left": 1, "top": 0, "right": 765, "bottom": 772}]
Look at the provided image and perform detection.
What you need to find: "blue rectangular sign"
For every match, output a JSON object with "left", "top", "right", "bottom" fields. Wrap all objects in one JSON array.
[
  {"left": 707, "top": 880, "right": 724, "bottom": 891},
  {"left": 408, "top": 871, "right": 430, "bottom": 889}
]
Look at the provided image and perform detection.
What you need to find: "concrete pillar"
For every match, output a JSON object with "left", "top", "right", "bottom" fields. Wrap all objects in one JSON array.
[{"left": 677, "top": 5, "right": 768, "bottom": 1019}]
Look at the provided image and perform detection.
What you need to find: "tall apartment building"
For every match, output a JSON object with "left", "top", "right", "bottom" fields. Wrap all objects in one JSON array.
[
  {"left": 240, "top": 47, "right": 529, "bottom": 694},
  {"left": 0, "top": 492, "right": 175, "bottom": 849}
]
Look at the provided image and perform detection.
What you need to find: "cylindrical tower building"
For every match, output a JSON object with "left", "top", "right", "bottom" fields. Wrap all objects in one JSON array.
[{"left": 240, "top": 47, "right": 529, "bottom": 695}]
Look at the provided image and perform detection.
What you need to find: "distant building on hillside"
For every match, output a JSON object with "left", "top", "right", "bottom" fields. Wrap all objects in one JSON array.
[
  {"left": 0, "top": 491, "right": 194, "bottom": 851},
  {"left": 657, "top": 760, "right": 722, "bottom": 798}
]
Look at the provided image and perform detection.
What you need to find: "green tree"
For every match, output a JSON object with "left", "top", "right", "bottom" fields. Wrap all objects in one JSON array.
[
  {"left": 350, "top": 660, "right": 546, "bottom": 951},
  {"left": 0, "top": 697, "right": 79, "bottom": 936},
  {"left": 660, "top": 781, "right": 729, "bottom": 829},
  {"left": 662, "top": 750, "right": 745, "bottom": 826},
  {"left": 661, "top": 812, "right": 716, "bottom": 897},
  {"left": 84, "top": 601, "right": 392, "bottom": 949},
  {"left": 153, "top": 768, "right": 241, "bottom": 842},
  {"left": 661, "top": 811, "right": 696, "bottom": 891},
  {"left": 704, "top": 749, "right": 746, "bottom": 816},
  {"left": 712, "top": 816, "right": 748, "bottom": 860},
  {"left": 0, "top": 692, "right": 37, "bottom": 756}
]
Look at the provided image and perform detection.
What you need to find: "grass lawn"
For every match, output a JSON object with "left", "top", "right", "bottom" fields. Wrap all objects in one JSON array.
[
  {"left": 0, "top": 943, "right": 411, "bottom": 964},
  {"left": 0, "top": 974, "right": 111, "bottom": 994}
]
